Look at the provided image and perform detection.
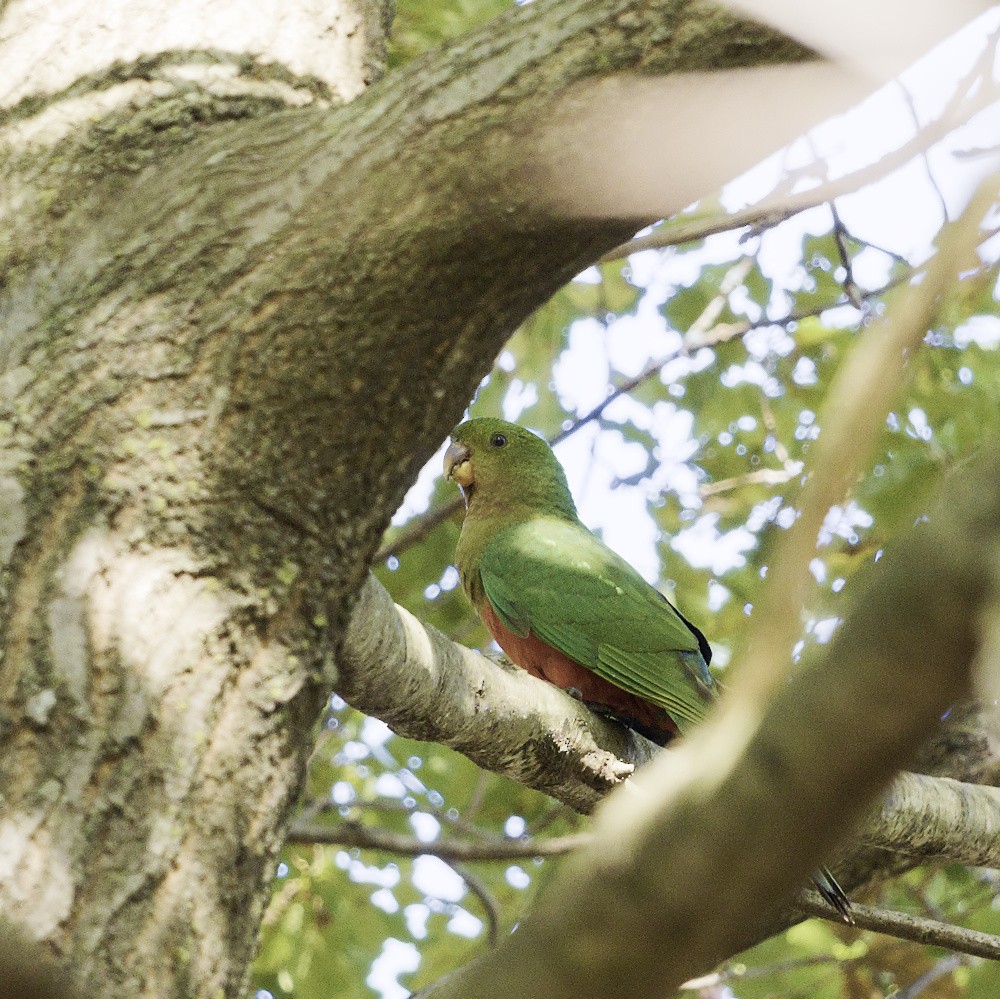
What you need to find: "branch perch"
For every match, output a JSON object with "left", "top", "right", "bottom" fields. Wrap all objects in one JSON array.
[
  {"left": 334, "top": 573, "right": 657, "bottom": 814},
  {"left": 796, "top": 895, "right": 1000, "bottom": 962}
]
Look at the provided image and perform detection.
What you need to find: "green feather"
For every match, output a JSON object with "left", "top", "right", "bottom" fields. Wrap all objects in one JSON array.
[{"left": 479, "top": 517, "right": 714, "bottom": 732}]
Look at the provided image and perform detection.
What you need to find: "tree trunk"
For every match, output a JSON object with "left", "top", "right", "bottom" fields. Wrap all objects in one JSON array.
[
  {"left": 0, "top": 5, "right": 397, "bottom": 993},
  {"left": 0, "top": 1, "right": 827, "bottom": 995}
]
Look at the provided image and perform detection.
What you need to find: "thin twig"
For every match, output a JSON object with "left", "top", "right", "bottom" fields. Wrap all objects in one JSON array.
[
  {"left": 797, "top": 893, "right": 1000, "bottom": 962},
  {"left": 699, "top": 466, "right": 802, "bottom": 498},
  {"left": 600, "top": 204, "right": 803, "bottom": 262},
  {"left": 844, "top": 231, "right": 912, "bottom": 269},
  {"left": 898, "top": 81, "right": 951, "bottom": 227},
  {"left": 286, "top": 821, "right": 590, "bottom": 860},
  {"left": 685, "top": 257, "right": 755, "bottom": 342},
  {"left": 954, "top": 141, "right": 1000, "bottom": 160},
  {"left": 303, "top": 796, "right": 504, "bottom": 842},
  {"left": 298, "top": 787, "right": 1000, "bottom": 964},
  {"left": 445, "top": 859, "right": 502, "bottom": 949},
  {"left": 830, "top": 202, "right": 862, "bottom": 309},
  {"left": 291, "top": 823, "right": 1000, "bottom": 962},
  {"left": 301, "top": 768, "right": 1000, "bottom": 866},
  {"left": 373, "top": 498, "right": 463, "bottom": 565},
  {"left": 303, "top": 830, "right": 1000, "bottom": 963}
]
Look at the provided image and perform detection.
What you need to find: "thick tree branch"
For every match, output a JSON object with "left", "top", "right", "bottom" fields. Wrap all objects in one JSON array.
[
  {"left": 857, "top": 772, "right": 1000, "bottom": 867},
  {"left": 335, "top": 573, "right": 656, "bottom": 813},
  {"left": 416, "top": 435, "right": 1000, "bottom": 996},
  {"left": 333, "top": 574, "right": 1000, "bottom": 973}
]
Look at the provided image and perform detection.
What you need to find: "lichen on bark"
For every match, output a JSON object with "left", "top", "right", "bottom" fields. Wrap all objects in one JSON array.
[{"left": 0, "top": 2, "right": 834, "bottom": 996}]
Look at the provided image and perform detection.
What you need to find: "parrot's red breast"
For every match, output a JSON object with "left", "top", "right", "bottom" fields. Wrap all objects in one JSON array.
[{"left": 479, "top": 599, "right": 679, "bottom": 744}]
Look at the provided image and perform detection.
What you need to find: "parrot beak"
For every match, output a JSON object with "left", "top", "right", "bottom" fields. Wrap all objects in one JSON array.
[{"left": 444, "top": 440, "right": 474, "bottom": 487}]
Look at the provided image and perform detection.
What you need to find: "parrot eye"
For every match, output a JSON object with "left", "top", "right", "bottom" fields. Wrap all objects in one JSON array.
[{"left": 490, "top": 433, "right": 508, "bottom": 448}]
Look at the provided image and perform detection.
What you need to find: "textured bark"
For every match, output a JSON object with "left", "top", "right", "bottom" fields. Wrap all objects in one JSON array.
[
  {"left": 0, "top": 4, "right": 396, "bottom": 993},
  {"left": 338, "top": 574, "right": 654, "bottom": 811},
  {"left": 0, "top": 1, "right": 820, "bottom": 996},
  {"left": 856, "top": 772, "right": 1000, "bottom": 868}
]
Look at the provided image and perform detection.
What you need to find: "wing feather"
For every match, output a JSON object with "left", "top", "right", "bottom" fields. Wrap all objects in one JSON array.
[{"left": 479, "top": 517, "right": 714, "bottom": 731}]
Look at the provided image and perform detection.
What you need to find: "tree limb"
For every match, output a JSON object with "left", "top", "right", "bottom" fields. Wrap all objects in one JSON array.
[
  {"left": 289, "top": 771, "right": 1000, "bottom": 868},
  {"left": 796, "top": 895, "right": 1000, "bottom": 962},
  {"left": 286, "top": 820, "right": 591, "bottom": 860},
  {"left": 335, "top": 573, "right": 657, "bottom": 814},
  {"left": 857, "top": 771, "right": 1000, "bottom": 867},
  {"left": 414, "top": 435, "right": 1000, "bottom": 996}
]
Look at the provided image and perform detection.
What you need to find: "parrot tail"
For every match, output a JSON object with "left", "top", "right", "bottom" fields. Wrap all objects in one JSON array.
[{"left": 812, "top": 866, "right": 854, "bottom": 924}]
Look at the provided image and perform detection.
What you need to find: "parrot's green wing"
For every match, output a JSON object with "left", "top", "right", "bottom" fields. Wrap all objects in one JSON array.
[{"left": 479, "top": 517, "right": 715, "bottom": 731}]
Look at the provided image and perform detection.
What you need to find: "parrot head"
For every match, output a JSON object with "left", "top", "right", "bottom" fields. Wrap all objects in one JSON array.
[{"left": 444, "top": 418, "right": 577, "bottom": 518}]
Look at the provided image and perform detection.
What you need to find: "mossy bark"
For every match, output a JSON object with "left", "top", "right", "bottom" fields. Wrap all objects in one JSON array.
[{"left": 0, "top": 1, "right": 816, "bottom": 995}]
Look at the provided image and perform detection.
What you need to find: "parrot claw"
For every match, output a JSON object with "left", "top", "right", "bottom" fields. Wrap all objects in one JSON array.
[{"left": 565, "top": 686, "right": 584, "bottom": 701}]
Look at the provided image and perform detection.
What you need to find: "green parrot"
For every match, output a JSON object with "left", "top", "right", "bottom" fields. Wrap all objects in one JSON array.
[{"left": 444, "top": 416, "right": 853, "bottom": 922}]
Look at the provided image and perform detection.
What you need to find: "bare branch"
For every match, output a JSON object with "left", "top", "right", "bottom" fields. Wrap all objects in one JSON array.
[
  {"left": 446, "top": 860, "right": 502, "bottom": 949},
  {"left": 830, "top": 202, "right": 863, "bottom": 309},
  {"left": 334, "top": 573, "right": 656, "bottom": 815},
  {"left": 373, "top": 500, "right": 462, "bottom": 566},
  {"left": 797, "top": 894, "right": 1000, "bottom": 962},
  {"left": 286, "top": 821, "right": 590, "bottom": 860}
]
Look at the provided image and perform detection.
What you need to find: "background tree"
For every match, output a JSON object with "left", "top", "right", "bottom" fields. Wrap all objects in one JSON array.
[{"left": 0, "top": 1, "right": 998, "bottom": 998}]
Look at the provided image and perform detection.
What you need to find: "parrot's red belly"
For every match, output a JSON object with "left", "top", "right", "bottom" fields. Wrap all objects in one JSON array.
[{"left": 479, "top": 601, "right": 678, "bottom": 744}]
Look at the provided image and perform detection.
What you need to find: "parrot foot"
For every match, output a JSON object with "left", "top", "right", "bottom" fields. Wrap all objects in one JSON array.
[{"left": 565, "top": 686, "right": 584, "bottom": 701}]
